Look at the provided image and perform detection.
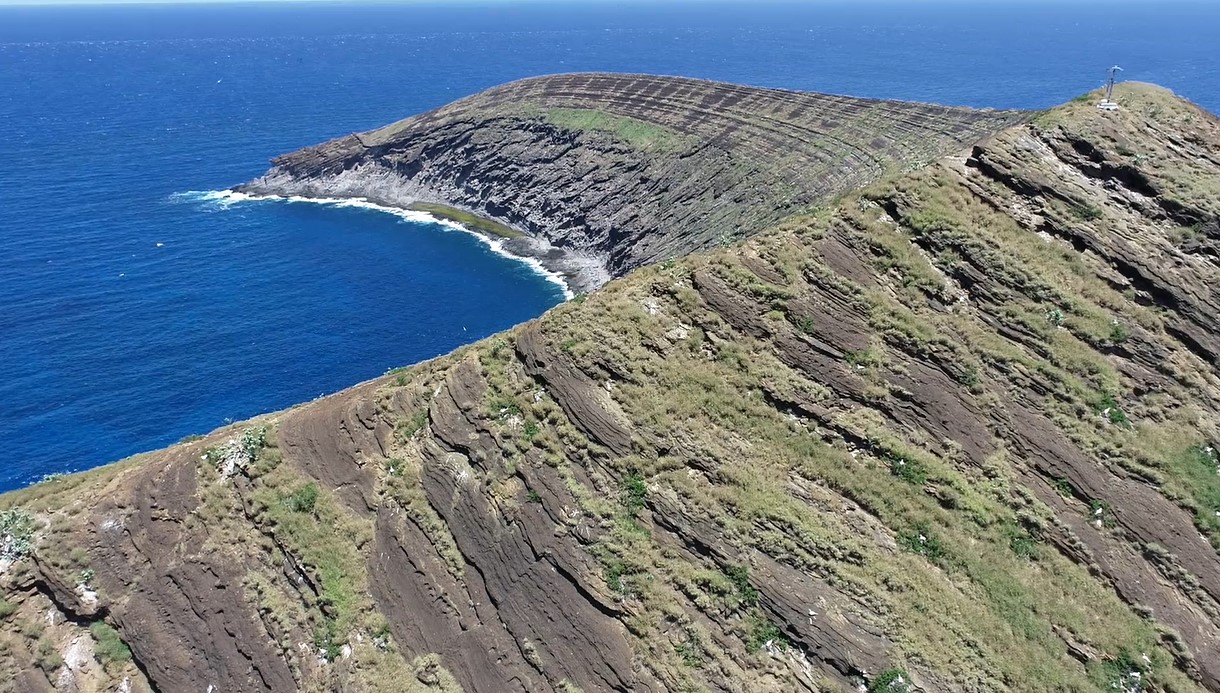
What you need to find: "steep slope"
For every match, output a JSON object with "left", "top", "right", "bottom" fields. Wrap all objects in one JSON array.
[
  {"left": 3, "top": 82, "right": 1220, "bottom": 693},
  {"left": 237, "top": 73, "right": 1026, "bottom": 290}
]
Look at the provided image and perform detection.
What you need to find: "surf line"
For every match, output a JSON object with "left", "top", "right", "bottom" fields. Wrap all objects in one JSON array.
[{"left": 180, "top": 190, "right": 575, "bottom": 300}]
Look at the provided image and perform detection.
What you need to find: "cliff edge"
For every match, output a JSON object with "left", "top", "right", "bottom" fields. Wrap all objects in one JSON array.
[
  {"left": 3, "top": 80, "right": 1220, "bottom": 693},
  {"left": 237, "top": 73, "right": 1026, "bottom": 291}
]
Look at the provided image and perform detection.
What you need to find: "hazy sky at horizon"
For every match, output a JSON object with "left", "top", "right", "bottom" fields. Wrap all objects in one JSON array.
[{"left": 0, "top": 0, "right": 1191, "bottom": 5}]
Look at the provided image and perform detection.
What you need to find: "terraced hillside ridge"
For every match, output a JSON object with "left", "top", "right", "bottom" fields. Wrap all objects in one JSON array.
[
  {"left": 4, "top": 82, "right": 1220, "bottom": 693},
  {"left": 237, "top": 72, "right": 1026, "bottom": 291}
]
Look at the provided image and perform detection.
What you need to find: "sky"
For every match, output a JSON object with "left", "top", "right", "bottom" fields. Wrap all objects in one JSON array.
[
  {"left": 2, "top": 0, "right": 1209, "bottom": 10},
  {"left": 2, "top": 0, "right": 1195, "bottom": 5}
]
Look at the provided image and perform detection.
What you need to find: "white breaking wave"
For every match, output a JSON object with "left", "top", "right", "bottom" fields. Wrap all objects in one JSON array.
[
  {"left": 173, "top": 190, "right": 574, "bottom": 299},
  {"left": 171, "top": 189, "right": 257, "bottom": 208}
]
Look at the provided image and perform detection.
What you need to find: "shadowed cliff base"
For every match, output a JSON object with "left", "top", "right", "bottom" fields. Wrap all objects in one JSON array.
[
  {"left": 237, "top": 73, "right": 1027, "bottom": 293},
  {"left": 4, "top": 80, "right": 1220, "bottom": 693}
]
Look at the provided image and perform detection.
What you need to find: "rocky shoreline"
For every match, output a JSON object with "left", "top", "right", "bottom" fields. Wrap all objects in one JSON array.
[{"left": 234, "top": 164, "right": 611, "bottom": 295}]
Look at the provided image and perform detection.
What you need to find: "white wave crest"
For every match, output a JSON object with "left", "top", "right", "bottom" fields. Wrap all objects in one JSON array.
[
  {"left": 172, "top": 190, "right": 573, "bottom": 298},
  {"left": 170, "top": 189, "right": 259, "bottom": 208}
]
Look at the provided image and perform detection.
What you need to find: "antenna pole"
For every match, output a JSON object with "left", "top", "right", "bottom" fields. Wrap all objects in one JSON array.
[{"left": 1098, "top": 65, "right": 1123, "bottom": 111}]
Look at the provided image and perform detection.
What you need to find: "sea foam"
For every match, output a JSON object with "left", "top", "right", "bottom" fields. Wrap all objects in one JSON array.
[{"left": 175, "top": 190, "right": 574, "bottom": 299}]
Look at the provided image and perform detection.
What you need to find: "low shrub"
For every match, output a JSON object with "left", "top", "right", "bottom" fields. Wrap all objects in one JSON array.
[
  {"left": 285, "top": 483, "right": 319, "bottom": 514},
  {"left": 869, "top": 668, "right": 914, "bottom": 693},
  {"left": 0, "top": 509, "right": 35, "bottom": 561},
  {"left": 745, "top": 612, "right": 787, "bottom": 653},
  {"left": 90, "top": 622, "right": 131, "bottom": 666},
  {"left": 1094, "top": 393, "right": 1132, "bottom": 429},
  {"left": 897, "top": 521, "right": 947, "bottom": 563},
  {"left": 621, "top": 475, "right": 648, "bottom": 515},
  {"left": 890, "top": 456, "right": 928, "bottom": 485},
  {"left": 1071, "top": 204, "right": 1103, "bottom": 221},
  {"left": 724, "top": 565, "right": 759, "bottom": 607}
]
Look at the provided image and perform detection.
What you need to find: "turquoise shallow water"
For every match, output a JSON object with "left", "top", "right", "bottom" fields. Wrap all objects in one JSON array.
[{"left": 1, "top": 1, "right": 1218, "bottom": 491}]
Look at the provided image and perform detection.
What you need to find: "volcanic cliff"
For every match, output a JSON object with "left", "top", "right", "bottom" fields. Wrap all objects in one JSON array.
[
  {"left": 236, "top": 73, "right": 1025, "bottom": 291},
  {"left": 2, "top": 75, "right": 1220, "bottom": 693}
]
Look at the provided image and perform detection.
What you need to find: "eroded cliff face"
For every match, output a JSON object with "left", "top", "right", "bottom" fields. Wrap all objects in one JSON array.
[
  {"left": 3, "top": 82, "right": 1220, "bottom": 693},
  {"left": 236, "top": 73, "right": 1026, "bottom": 291}
]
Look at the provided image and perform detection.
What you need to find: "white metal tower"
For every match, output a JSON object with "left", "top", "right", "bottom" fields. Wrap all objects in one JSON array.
[{"left": 1098, "top": 65, "right": 1122, "bottom": 111}]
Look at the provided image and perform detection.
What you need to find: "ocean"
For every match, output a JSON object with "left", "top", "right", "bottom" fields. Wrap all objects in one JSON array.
[{"left": 1, "top": 0, "right": 1218, "bottom": 492}]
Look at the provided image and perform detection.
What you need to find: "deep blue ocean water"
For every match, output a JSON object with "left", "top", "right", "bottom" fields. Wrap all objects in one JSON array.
[{"left": 2, "top": 1, "right": 1219, "bottom": 492}]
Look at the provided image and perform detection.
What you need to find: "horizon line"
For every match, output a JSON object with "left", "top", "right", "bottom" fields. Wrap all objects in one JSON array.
[{"left": 3, "top": 0, "right": 1206, "bottom": 6}]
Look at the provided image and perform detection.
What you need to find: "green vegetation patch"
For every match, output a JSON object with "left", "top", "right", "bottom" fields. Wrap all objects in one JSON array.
[
  {"left": 1070, "top": 203, "right": 1103, "bottom": 221},
  {"left": 90, "top": 622, "right": 132, "bottom": 666},
  {"left": 249, "top": 462, "right": 378, "bottom": 660},
  {"left": 35, "top": 637, "right": 62, "bottom": 673},
  {"left": 398, "top": 409, "right": 429, "bottom": 441},
  {"left": 544, "top": 107, "right": 683, "bottom": 151},
  {"left": 1144, "top": 438, "right": 1220, "bottom": 541},
  {"left": 744, "top": 611, "right": 787, "bottom": 653},
  {"left": 674, "top": 636, "right": 704, "bottom": 668},
  {"left": 408, "top": 202, "right": 524, "bottom": 239},
  {"left": 620, "top": 474, "right": 648, "bottom": 515},
  {"left": 1093, "top": 393, "right": 1132, "bottom": 429},
  {"left": 869, "top": 669, "right": 914, "bottom": 693},
  {"left": 604, "top": 560, "right": 630, "bottom": 595},
  {"left": 723, "top": 565, "right": 759, "bottom": 607},
  {"left": 284, "top": 482, "right": 319, "bottom": 514},
  {"left": 0, "top": 509, "right": 35, "bottom": 561}
]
